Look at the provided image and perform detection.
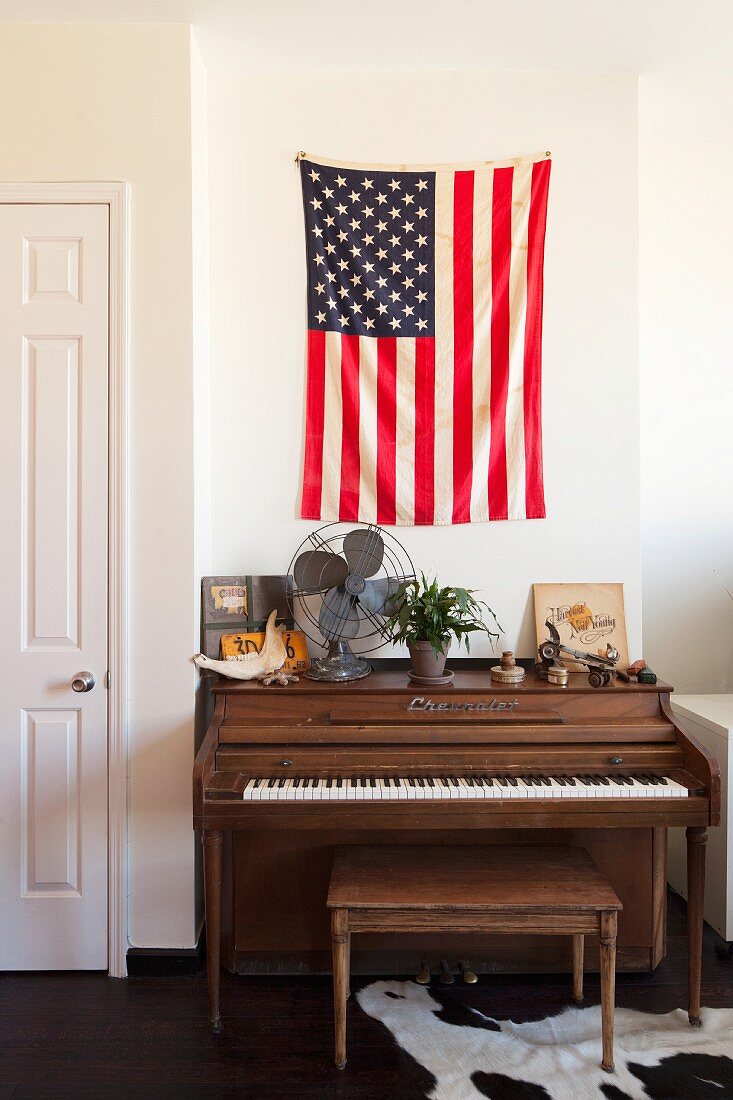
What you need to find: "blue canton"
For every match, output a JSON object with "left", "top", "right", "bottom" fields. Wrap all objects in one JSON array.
[{"left": 301, "top": 160, "right": 436, "bottom": 339}]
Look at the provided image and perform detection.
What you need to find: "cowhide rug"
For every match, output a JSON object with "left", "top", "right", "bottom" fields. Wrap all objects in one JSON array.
[{"left": 356, "top": 980, "right": 733, "bottom": 1099}]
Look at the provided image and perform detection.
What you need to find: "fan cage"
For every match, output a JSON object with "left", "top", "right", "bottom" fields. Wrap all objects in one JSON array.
[{"left": 287, "top": 523, "right": 416, "bottom": 654}]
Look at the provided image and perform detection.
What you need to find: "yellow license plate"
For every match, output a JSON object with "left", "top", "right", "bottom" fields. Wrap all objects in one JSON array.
[{"left": 220, "top": 629, "right": 310, "bottom": 672}]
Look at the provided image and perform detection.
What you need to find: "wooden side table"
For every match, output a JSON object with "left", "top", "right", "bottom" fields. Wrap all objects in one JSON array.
[{"left": 327, "top": 845, "right": 623, "bottom": 1072}]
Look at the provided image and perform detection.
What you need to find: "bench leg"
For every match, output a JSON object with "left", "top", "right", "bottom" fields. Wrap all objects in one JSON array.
[
  {"left": 599, "top": 911, "right": 617, "bottom": 1072},
  {"left": 572, "top": 934, "right": 584, "bottom": 1004},
  {"left": 331, "top": 908, "right": 349, "bottom": 1070}
]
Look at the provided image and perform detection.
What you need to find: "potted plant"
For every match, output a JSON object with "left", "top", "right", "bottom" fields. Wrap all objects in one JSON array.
[{"left": 381, "top": 573, "right": 502, "bottom": 682}]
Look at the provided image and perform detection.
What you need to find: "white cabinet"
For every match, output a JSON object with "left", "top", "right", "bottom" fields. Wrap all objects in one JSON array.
[{"left": 668, "top": 695, "right": 733, "bottom": 942}]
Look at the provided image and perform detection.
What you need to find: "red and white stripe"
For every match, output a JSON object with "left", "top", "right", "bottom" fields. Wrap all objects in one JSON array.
[{"left": 300, "top": 152, "right": 551, "bottom": 526}]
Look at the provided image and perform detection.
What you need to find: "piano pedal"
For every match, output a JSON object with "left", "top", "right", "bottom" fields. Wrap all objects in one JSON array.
[
  {"left": 415, "top": 959, "right": 432, "bottom": 985},
  {"left": 439, "top": 960, "right": 455, "bottom": 985},
  {"left": 459, "top": 960, "right": 478, "bottom": 984}
]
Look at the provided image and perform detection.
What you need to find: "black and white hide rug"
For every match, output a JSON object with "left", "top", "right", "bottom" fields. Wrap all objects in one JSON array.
[{"left": 356, "top": 980, "right": 733, "bottom": 1099}]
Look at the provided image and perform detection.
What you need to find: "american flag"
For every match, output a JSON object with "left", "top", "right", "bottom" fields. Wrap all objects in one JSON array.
[{"left": 299, "top": 152, "right": 551, "bottom": 525}]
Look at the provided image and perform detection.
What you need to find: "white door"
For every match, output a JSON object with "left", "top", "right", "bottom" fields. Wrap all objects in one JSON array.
[{"left": 0, "top": 204, "right": 109, "bottom": 969}]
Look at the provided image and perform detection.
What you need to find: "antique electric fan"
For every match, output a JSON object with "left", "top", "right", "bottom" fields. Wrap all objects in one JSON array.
[{"left": 287, "top": 523, "right": 415, "bottom": 681}]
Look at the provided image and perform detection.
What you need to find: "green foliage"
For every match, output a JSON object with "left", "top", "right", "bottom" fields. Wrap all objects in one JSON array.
[{"left": 381, "top": 572, "right": 502, "bottom": 657}]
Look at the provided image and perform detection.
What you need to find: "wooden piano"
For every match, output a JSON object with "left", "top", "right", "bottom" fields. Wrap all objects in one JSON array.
[{"left": 193, "top": 669, "right": 719, "bottom": 1033}]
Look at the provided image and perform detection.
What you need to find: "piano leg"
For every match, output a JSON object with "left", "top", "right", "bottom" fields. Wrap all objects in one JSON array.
[
  {"left": 202, "top": 829, "right": 223, "bottom": 1034},
  {"left": 686, "top": 826, "right": 707, "bottom": 1028}
]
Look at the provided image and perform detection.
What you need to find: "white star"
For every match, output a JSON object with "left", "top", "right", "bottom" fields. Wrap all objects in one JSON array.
[
  {"left": 402, "top": 276, "right": 414, "bottom": 288},
  {"left": 389, "top": 206, "right": 401, "bottom": 219},
  {"left": 377, "top": 302, "right": 389, "bottom": 315},
  {"left": 314, "top": 254, "right": 325, "bottom": 266},
  {"left": 417, "top": 262, "right": 428, "bottom": 275},
  {"left": 403, "top": 193, "right": 414, "bottom": 205},
  {"left": 403, "top": 249, "right": 414, "bottom": 261},
  {"left": 390, "top": 289, "right": 401, "bottom": 302},
  {"left": 326, "top": 271, "right": 337, "bottom": 283},
  {"left": 338, "top": 286, "right": 349, "bottom": 299},
  {"left": 416, "top": 178, "right": 428, "bottom": 191},
  {"left": 350, "top": 272, "right": 362, "bottom": 285},
  {"left": 336, "top": 203, "right": 348, "bottom": 215},
  {"left": 416, "top": 206, "right": 428, "bottom": 219},
  {"left": 323, "top": 186, "right": 334, "bottom": 199},
  {"left": 389, "top": 234, "right": 401, "bottom": 247},
  {"left": 325, "top": 242, "right": 336, "bottom": 255},
  {"left": 362, "top": 205, "right": 374, "bottom": 218},
  {"left": 324, "top": 214, "right": 335, "bottom": 227},
  {"left": 403, "top": 304, "right": 414, "bottom": 317},
  {"left": 417, "top": 234, "right": 428, "bottom": 246},
  {"left": 417, "top": 317, "right": 428, "bottom": 330},
  {"left": 417, "top": 289, "right": 427, "bottom": 302},
  {"left": 309, "top": 169, "right": 320, "bottom": 182},
  {"left": 362, "top": 177, "right": 374, "bottom": 190},
  {"left": 339, "top": 314, "right": 350, "bottom": 327},
  {"left": 348, "top": 189, "right": 361, "bottom": 203},
  {"left": 317, "top": 310, "right": 326, "bottom": 323},
  {"left": 352, "top": 301, "right": 362, "bottom": 314},
  {"left": 310, "top": 197, "right": 322, "bottom": 210},
  {"left": 376, "top": 275, "right": 388, "bottom": 288},
  {"left": 376, "top": 192, "right": 387, "bottom": 204},
  {"left": 335, "top": 174, "right": 347, "bottom": 187},
  {"left": 337, "top": 258, "right": 349, "bottom": 271},
  {"left": 389, "top": 262, "right": 401, "bottom": 275},
  {"left": 376, "top": 220, "right": 388, "bottom": 233},
  {"left": 315, "top": 281, "right": 325, "bottom": 294},
  {"left": 389, "top": 316, "right": 401, "bottom": 330},
  {"left": 376, "top": 248, "right": 388, "bottom": 260},
  {"left": 389, "top": 178, "right": 401, "bottom": 191},
  {"left": 312, "top": 225, "right": 323, "bottom": 237},
  {"left": 363, "top": 261, "right": 375, "bottom": 273},
  {"left": 365, "top": 317, "right": 375, "bottom": 330},
  {"left": 338, "top": 229, "right": 348, "bottom": 242},
  {"left": 327, "top": 297, "right": 337, "bottom": 309},
  {"left": 364, "top": 287, "right": 375, "bottom": 299},
  {"left": 363, "top": 234, "right": 375, "bottom": 246},
  {"left": 349, "top": 244, "right": 362, "bottom": 258},
  {"left": 349, "top": 218, "right": 361, "bottom": 231},
  {"left": 402, "top": 221, "right": 414, "bottom": 233}
]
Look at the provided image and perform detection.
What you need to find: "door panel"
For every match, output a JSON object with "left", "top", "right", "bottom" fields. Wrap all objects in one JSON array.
[{"left": 0, "top": 205, "right": 108, "bottom": 969}]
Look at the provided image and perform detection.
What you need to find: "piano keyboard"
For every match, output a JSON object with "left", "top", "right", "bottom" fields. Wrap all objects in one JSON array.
[{"left": 241, "top": 774, "right": 689, "bottom": 801}]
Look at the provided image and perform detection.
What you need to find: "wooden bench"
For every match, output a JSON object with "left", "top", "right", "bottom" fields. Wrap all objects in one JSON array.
[{"left": 327, "top": 844, "right": 623, "bottom": 1072}]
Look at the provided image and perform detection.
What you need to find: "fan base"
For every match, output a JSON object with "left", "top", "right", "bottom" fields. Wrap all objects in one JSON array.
[{"left": 304, "top": 652, "right": 373, "bottom": 682}]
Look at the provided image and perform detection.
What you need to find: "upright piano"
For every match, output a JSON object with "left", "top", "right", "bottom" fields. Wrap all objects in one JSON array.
[{"left": 193, "top": 669, "right": 719, "bottom": 1033}]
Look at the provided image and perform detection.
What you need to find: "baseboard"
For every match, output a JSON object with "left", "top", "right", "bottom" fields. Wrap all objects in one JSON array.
[{"left": 126, "top": 930, "right": 205, "bottom": 977}]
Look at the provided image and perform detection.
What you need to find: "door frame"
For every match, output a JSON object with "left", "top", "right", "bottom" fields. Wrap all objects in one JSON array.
[{"left": 0, "top": 182, "right": 130, "bottom": 977}]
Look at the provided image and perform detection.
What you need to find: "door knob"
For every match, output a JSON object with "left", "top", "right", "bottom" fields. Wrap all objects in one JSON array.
[{"left": 71, "top": 671, "right": 95, "bottom": 693}]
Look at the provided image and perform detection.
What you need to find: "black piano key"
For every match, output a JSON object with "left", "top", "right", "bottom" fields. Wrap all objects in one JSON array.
[
  {"left": 565, "top": 776, "right": 578, "bottom": 786},
  {"left": 384, "top": 777, "right": 391, "bottom": 788},
  {"left": 578, "top": 776, "right": 593, "bottom": 786},
  {"left": 646, "top": 774, "right": 661, "bottom": 785},
  {"left": 657, "top": 776, "right": 668, "bottom": 785},
  {"left": 409, "top": 778, "right": 416, "bottom": 787},
  {"left": 267, "top": 778, "right": 277, "bottom": 788},
  {"left": 539, "top": 776, "right": 552, "bottom": 787},
  {"left": 597, "top": 776, "right": 611, "bottom": 786},
  {"left": 277, "top": 778, "right": 286, "bottom": 788},
  {"left": 587, "top": 776, "right": 602, "bottom": 786},
  {"left": 555, "top": 776, "right": 568, "bottom": 786},
  {"left": 350, "top": 778, "right": 358, "bottom": 788},
  {"left": 336, "top": 778, "right": 343, "bottom": 788},
  {"left": 253, "top": 778, "right": 263, "bottom": 788},
  {"left": 482, "top": 776, "right": 494, "bottom": 787},
  {"left": 636, "top": 775, "right": 651, "bottom": 785},
  {"left": 370, "top": 776, "right": 376, "bottom": 788},
  {"left": 326, "top": 778, "right": 333, "bottom": 789},
  {"left": 507, "top": 776, "right": 519, "bottom": 786},
  {"left": 449, "top": 777, "right": 459, "bottom": 787},
  {"left": 497, "top": 776, "right": 508, "bottom": 787},
  {"left": 427, "top": 777, "right": 436, "bottom": 788},
  {"left": 359, "top": 778, "right": 366, "bottom": 788},
  {"left": 417, "top": 778, "right": 426, "bottom": 788}
]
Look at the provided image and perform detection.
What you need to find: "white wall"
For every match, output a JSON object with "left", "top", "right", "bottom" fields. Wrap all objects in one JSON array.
[
  {"left": 640, "top": 72, "right": 733, "bottom": 692},
  {"left": 207, "top": 70, "right": 642, "bottom": 659},
  {"left": 0, "top": 24, "right": 201, "bottom": 948}
]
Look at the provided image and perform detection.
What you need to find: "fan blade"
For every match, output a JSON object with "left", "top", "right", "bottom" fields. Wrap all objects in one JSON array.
[
  {"left": 343, "top": 528, "right": 384, "bottom": 578},
  {"left": 357, "top": 577, "right": 399, "bottom": 616},
  {"left": 319, "top": 586, "right": 360, "bottom": 641},
  {"left": 293, "top": 550, "right": 348, "bottom": 593}
]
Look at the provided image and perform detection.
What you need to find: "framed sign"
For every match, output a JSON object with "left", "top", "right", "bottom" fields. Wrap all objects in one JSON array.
[
  {"left": 533, "top": 583, "right": 630, "bottom": 670},
  {"left": 201, "top": 575, "right": 293, "bottom": 658}
]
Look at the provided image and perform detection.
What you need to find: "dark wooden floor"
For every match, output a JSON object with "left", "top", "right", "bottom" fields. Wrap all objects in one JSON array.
[{"left": 2, "top": 892, "right": 733, "bottom": 1099}]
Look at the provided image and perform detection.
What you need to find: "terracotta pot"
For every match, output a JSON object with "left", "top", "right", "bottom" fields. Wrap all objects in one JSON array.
[{"left": 408, "top": 640, "right": 449, "bottom": 679}]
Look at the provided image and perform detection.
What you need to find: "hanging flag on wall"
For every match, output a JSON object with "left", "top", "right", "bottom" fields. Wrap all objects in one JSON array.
[{"left": 298, "top": 151, "right": 551, "bottom": 525}]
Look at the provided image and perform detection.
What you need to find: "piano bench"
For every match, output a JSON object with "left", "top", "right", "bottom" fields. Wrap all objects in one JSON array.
[{"left": 327, "top": 844, "right": 623, "bottom": 1073}]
